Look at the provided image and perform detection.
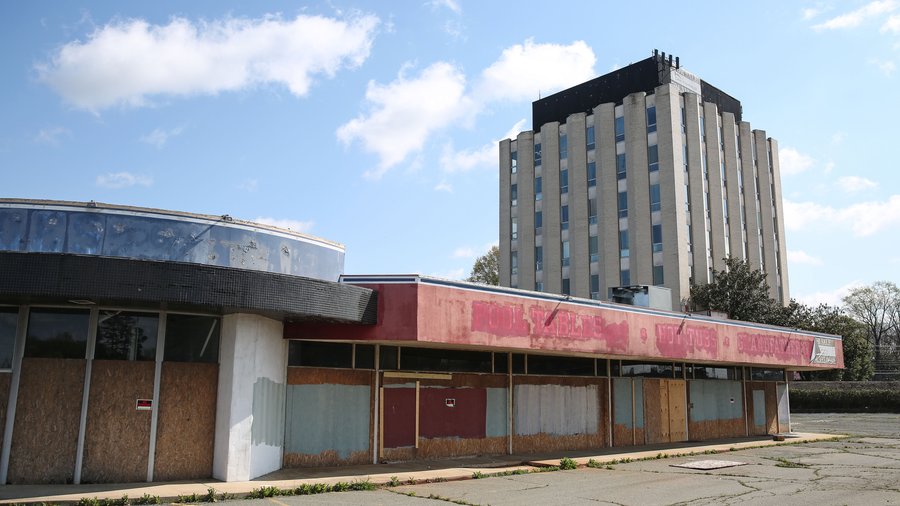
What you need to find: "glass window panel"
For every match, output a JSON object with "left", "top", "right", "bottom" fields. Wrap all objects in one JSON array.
[
  {"left": 510, "top": 151, "right": 517, "bottom": 173},
  {"left": 512, "top": 353, "right": 526, "bottom": 374},
  {"left": 355, "top": 344, "right": 375, "bottom": 369},
  {"left": 620, "top": 361, "right": 673, "bottom": 378},
  {"left": 559, "top": 134, "right": 567, "bottom": 159},
  {"left": 615, "top": 116, "right": 625, "bottom": 142},
  {"left": 163, "top": 314, "right": 220, "bottom": 363},
  {"left": 750, "top": 368, "right": 785, "bottom": 381},
  {"left": 401, "top": 347, "right": 492, "bottom": 373},
  {"left": 586, "top": 125, "right": 595, "bottom": 149},
  {"left": 288, "top": 341, "right": 352, "bottom": 368},
  {"left": 587, "top": 161, "right": 596, "bottom": 187},
  {"left": 380, "top": 345, "right": 399, "bottom": 370},
  {"left": 534, "top": 143, "right": 542, "bottom": 165},
  {"left": 0, "top": 307, "right": 18, "bottom": 369},
  {"left": 535, "top": 211, "right": 542, "bottom": 228},
  {"left": 96, "top": 311, "right": 159, "bottom": 361},
  {"left": 25, "top": 308, "right": 90, "bottom": 359},
  {"left": 527, "top": 354, "right": 594, "bottom": 376},
  {"left": 494, "top": 352, "right": 509, "bottom": 373},
  {"left": 560, "top": 169, "right": 568, "bottom": 194}
]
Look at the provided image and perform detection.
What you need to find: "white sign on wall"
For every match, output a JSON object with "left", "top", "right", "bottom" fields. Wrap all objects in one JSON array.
[{"left": 810, "top": 337, "right": 837, "bottom": 365}]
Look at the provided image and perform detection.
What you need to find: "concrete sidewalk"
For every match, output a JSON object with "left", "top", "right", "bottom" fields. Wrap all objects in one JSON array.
[{"left": 0, "top": 432, "right": 843, "bottom": 504}]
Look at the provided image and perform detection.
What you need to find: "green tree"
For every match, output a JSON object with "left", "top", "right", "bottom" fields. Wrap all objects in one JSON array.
[
  {"left": 688, "top": 257, "right": 776, "bottom": 323},
  {"left": 794, "top": 304, "right": 873, "bottom": 381},
  {"left": 467, "top": 246, "right": 499, "bottom": 285},
  {"left": 842, "top": 281, "right": 900, "bottom": 379}
]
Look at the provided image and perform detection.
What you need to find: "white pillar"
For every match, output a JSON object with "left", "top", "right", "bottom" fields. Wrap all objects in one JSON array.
[{"left": 213, "top": 314, "right": 287, "bottom": 481}]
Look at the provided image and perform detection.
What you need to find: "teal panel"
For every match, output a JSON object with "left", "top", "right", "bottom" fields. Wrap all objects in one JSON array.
[
  {"left": 753, "top": 389, "right": 766, "bottom": 427},
  {"left": 285, "top": 384, "right": 370, "bottom": 458},
  {"left": 251, "top": 377, "right": 286, "bottom": 446},
  {"left": 634, "top": 378, "right": 644, "bottom": 429},
  {"left": 485, "top": 387, "right": 508, "bottom": 437},
  {"left": 690, "top": 380, "right": 743, "bottom": 422},
  {"left": 613, "top": 378, "right": 632, "bottom": 426}
]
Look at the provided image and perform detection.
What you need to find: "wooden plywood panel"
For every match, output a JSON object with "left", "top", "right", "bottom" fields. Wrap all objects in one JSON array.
[
  {"left": 382, "top": 387, "right": 415, "bottom": 448},
  {"left": 513, "top": 432, "right": 606, "bottom": 454},
  {"left": 8, "top": 358, "right": 85, "bottom": 484},
  {"left": 419, "top": 387, "right": 486, "bottom": 439},
  {"left": 417, "top": 436, "right": 506, "bottom": 459},
  {"left": 765, "top": 383, "right": 778, "bottom": 434},
  {"left": 82, "top": 361, "right": 155, "bottom": 483},
  {"left": 0, "top": 373, "right": 10, "bottom": 454},
  {"left": 667, "top": 379, "right": 686, "bottom": 442},
  {"left": 643, "top": 379, "right": 663, "bottom": 444},
  {"left": 287, "top": 367, "right": 372, "bottom": 386},
  {"left": 153, "top": 362, "right": 217, "bottom": 481},
  {"left": 284, "top": 450, "right": 370, "bottom": 467}
]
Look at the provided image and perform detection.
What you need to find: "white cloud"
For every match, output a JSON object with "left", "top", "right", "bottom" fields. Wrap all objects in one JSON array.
[
  {"left": 434, "top": 180, "right": 453, "bottom": 192},
  {"left": 812, "top": 0, "right": 898, "bottom": 30},
  {"left": 37, "top": 13, "right": 379, "bottom": 111},
  {"left": 253, "top": 216, "right": 314, "bottom": 233},
  {"left": 784, "top": 195, "right": 900, "bottom": 236},
  {"left": 831, "top": 131, "right": 846, "bottom": 144},
  {"left": 237, "top": 179, "right": 258, "bottom": 191},
  {"left": 476, "top": 39, "right": 596, "bottom": 103},
  {"left": 872, "top": 58, "right": 897, "bottom": 75},
  {"left": 824, "top": 161, "right": 836, "bottom": 174},
  {"left": 778, "top": 147, "right": 815, "bottom": 175},
  {"left": 837, "top": 175, "right": 878, "bottom": 192},
  {"left": 95, "top": 171, "right": 153, "bottom": 189},
  {"left": 34, "top": 127, "right": 71, "bottom": 146},
  {"left": 440, "top": 118, "right": 527, "bottom": 173},
  {"left": 140, "top": 126, "right": 184, "bottom": 148},
  {"left": 787, "top": 249, "right": 824, "bottom": 266},
  {"left": 802, "top": 7, "right": 822, "bottom": 20},
  {"left": 452, "top": 247, "right": 476, "bottom": 258},
  {"left": 881, "top": 13, "right": 900, "bottom": 31},
  {"left": 428, "top": 0, "right": 461, "bottom": 14},
  {"left": 796, "top": 281, "right": 863, "bottom": 307},
  {"left": 337, "top": 62, "right": 472, "bottom": 179}
]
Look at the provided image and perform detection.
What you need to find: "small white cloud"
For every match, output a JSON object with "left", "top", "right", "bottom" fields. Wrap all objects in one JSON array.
[
  {"left": 802, "top": 7, "right": 822, "bottom": 20},
  {"left": 812, "top": 0, "right": 898, "bottom": 30},
  {"left": 37, "top": 13, "right": 379, "bottom": 111},
  {"left": 95, "top": 171, "right": 153, "bottom": 189},
  {"left": 831, "top": 131, "right": 846, "bottom": 144},
  {"left": 441, "top": 118, "right": 528, "bottom": 173},
  {"left": 476, "top": 39, "right": 596, "bottom": 103},
  {"left": 428, "top": 0, "right": 461, "bottom": 14},
  {"left": 872, "top": 58, "right": 896, "bottom": 75},
  {"left": 881, "top": 13, "right": 900, "bottom": 31},
  {"left": 784, "top": 195, "right": 900, "bottom": 236},
  {"left": 837, "top": 175, "right": 878, "bottom": 193},
  {"left": 34, "top": 126, "right": 71, "bottom": 146},
  {"left": 337, "top": 62, "right": 472, "bottom": 179},
  {"left": 253, "top": 216, "right": 314, "bottom": 233},
  {"left": 796, "top": 281, "right": 863, "bottom": 307},
  {"left": 434, "top": 180, "right": 453, "bottom": 192},
  {"left": 778, "top": 147, "right": 815, "bottom": 176},
  {"left": 452, "top": 247, "right": 476, "bottom": 258},
  {"left": 442, "top": 19, "right": 465, "bottom": 40},
  {"left": 237, "top": 179, "right": 258, "bottom": 191},
  {"left": 787, "top": 250, "right": 824, "bottom": 266},
  {"left": 824, "top": 161, "right": 836, "bottom": 174},
  {"left": 139, "top": 126, "right": 184, "bottom": 148}
]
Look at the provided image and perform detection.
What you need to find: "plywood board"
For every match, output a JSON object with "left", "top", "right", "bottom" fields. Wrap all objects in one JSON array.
[
  {"left": 8, "top": 358, "right": 85, "bottom": 484},
  {"left": 284, "top": 383, "right": 370, "bottom": 464},
  {"left": 419, "top": 387, "right": 486, "bottom": 439},
  {"left": 513, "top": 432, "right": 606, "bottom": 454},
  {"left": 667, "top": 379, "right": 687, "bottom": 442},
  {"left": 417, "top": 436, "right": 506, "bottom": 459},
  {"left": 81, "top": 360, "right": 154, "bottom": 483},
  {"left": 643, "top": 379, "right": 663, "bottom": 444},
  {"left": 283, "top": 449, "right": 370, "bottom": 467},
  {"left": 287, "top": 367, "right": 372, "bottom": 386},
  {"left": 153, "top": 362, "right": 218, "bottom": 481},
  {"left": 765, "top": 382, "right": 778, "bottom": 434}
]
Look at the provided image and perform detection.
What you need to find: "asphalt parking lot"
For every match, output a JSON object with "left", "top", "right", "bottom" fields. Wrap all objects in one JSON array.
[{"left": 232, "top": 413, "right": 900, "bottom": 506}]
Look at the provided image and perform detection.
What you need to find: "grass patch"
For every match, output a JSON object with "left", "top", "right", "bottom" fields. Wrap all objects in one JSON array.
[
  {"left": 559, "top": 457, "right": 578, "bottom": 470},
  {"left": 774, "top": 458, "right": 811, "bottom": 468}
]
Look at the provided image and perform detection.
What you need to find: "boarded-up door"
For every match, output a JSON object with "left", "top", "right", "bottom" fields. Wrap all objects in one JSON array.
[
  {"left": 776, "top": 383, "right": 790, "bottom": 434},
  {"left": 751, "top": 389, "right": 767, "bottom": 435},
  {"left": 667, "top": 379, "right": 687, "bottom": 442},
  {"left": 382, "top": 387, "right": 416, "bottom": 448}
]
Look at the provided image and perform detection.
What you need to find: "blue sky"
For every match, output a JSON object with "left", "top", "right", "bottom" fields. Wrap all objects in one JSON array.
[{"left": 2, "top": 1, "right": 898, "bottom": 307}]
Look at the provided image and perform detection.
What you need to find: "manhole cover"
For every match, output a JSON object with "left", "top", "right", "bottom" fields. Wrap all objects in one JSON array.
[{"left": 671, "top": 460, "right": 747, "bottom": 470}]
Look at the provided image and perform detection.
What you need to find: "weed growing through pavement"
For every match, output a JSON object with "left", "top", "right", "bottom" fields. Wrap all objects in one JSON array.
[{"left": 559, "top": 457, "right": 578, "bottom": 470}]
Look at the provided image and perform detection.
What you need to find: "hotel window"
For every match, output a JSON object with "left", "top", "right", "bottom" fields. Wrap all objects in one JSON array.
[
  {"left": 562, "top": 240, "right": 570, "bottom": 267},
  {"left": 562, "top": 278, "right": 570, "bottom": 295},
  {"left": 650, "top": 183, "right": 661, "bottom": 212},
  {"left": 587, "top": 161, "right": 596, "bottom": 187},
  {"left": 511, "top": 184, "right": 517, "bottom": 207},
  {"left": 589, "top": 235, "right": 599, "bottom": 263},
  {"left": 586, "top": 125, "right": 595, "bottom": 150},
  {"left": 534, "top": 143, "right": 542, "bottom": 166},
  {"left": 560, "top": 168, "right": 568, "bottom": 194},
  {"left": 588, "top": 198, "right": 597, "bottom": 225},
  {"left": 510, "top": 150, "right": 517, "bottom": 173},
  {"left": 646, "top": 106, "right": 657, "bottom": 133},
  {"left": 590, "top": 275, "right": 600, "bottom": 299},
  {"left": 616, "top": 153, "right": 626, "bottom": 180},
  {"left": 648, "top": 144, "right": 659, "bottom": 173},
  {"left": 535, "top": 281, "right": 544, "bottom": 292},
  {"left": 615, "top": 116, "right": 625, "bottom": 142},
  {"left": 621, "top": 269, "right": 631, "bottom": 285},
  {"left": 561, "top": 205, "right": 569, "bottom": 231},
  {"left": 652, "top": 224, "right": 663, "bottom": 252},
  {"left": 653, "top": 265, "right": 664, "bottom": 286},
  {"left": 511, "top": 251, "right": 518, "bottom": 275},
  {"left": 617, "top": 191, "right": 628, "bottom": 218},
  {"left": 535, "top": 246, "right": 543, "bottom": 271},
  {"left": 535, "top": 210, "right": 542, "bottom": 235},
  {"left": 535, "top": 177, "right": 542, "bottom": 201},
  {"left": 619, "top": 229, "right": 629, "bottom": 258},
  {"left": 559, "top": 134, "right": 567, "bottom": 159},
  {"left": 511, "top": 217, "right": 518, "bottom": 240}
]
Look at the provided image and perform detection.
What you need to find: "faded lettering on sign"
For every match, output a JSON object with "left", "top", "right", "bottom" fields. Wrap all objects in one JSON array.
[
  {"left": 737, "top": 332, "right": 812, "bottom": 362},
  {"left": 654, "top": 323, "right": 718, "bottom": 358}
]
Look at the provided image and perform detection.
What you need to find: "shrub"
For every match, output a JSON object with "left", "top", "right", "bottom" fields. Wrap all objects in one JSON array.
[{"left": 790, "top": 388, "right": 900, "bottom": 413}]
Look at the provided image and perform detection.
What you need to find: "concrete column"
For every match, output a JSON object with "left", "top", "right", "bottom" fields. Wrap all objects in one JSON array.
[
  {"left": 624, "top": 92, "right": 651, "bottom": 286},
  {"left": 517, "top": 132, "right": 536, "bottom": 291},
  {"left": 596, "top": 103, "right": 619, "bottom": 295},
  {"left": 214, "top": 314, "right": 287, "bottom": 482},
  {"left": 739, "top": 122, "right": 762, "bottom": 269},
  {"left": 567, "top": 113, "right": 589, "bottom": 298},
  {"left": 721, "top": 113, "right": 744, "bottom": 261},
  {"left": 703, "top": 103, "right": 727, "bottom": 272},
  {"left": 499, "top": 139, "right": 512, "bottom": 286},
  {"left": 541, "top": 122, "right": 561, "bottom": 294},
  {"left": 655, "top": 85, "right": 690, "bottom": 309},
  {"left": 754, "top": 130, "right": 779, "bottom": 300},
  {"left": 769, "top": 137, "right": 790, "bottom": 303},
  {"left": 684, "top": 93, "right": 708, "bottom": 285}
]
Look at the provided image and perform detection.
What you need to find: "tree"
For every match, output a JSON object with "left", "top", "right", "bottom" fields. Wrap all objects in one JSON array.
[
  {"left": 793, "top": 304, "right": 873, "bottom": 381},
  {"left": 467, "top": 246, "right": 499, "bottom": 285},
  {"left": 688, "top": 257, "right": 776, "bottom": 323},
  {"left": 843, "top": 281, "right": 900, "bottom": 379}
]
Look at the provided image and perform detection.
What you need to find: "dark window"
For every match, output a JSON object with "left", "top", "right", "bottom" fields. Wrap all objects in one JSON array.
[
  {"left": 494, "top": 352, "right": 509, "bottom": 373},
  {"left": 650, "top": 184, "right": 661, "bottom": 213},
  {"left": 621, "top": 269, "right": 630, "bottom": 285},
  {"left": 527, "top": 354, "right": 594, "bottom": 376},
  {"left": 559, "top": 134, "right": 567, "bottom": 159},
  {"left": 586, "top": 125, "right": 595, "bottom": 150},
  {"left": 0, "top": 307, "right": 18, "bottom": 369},
  {"left": 653, "top": 265, "right": 664, "bottom": 285},
  {"left": 590, "top": 274, "right": 600, "bottom": 298},
  {"left": 616, "top": 153, "right": 626, "bottom": 180},
  {"left": 534, "top": 143, "right": 542, "bottom": 165},
  {"left": 511, "top": 184, "right": 517, "bottom": 206},
  {"left": 587, "top": 161, "right": 596, "bottom": 187},
  {"left": 561, "top": 205, "right": 569, "bottom": 230},
  {"left": 25, "top": 308, "right": 90, "bottom": 359},
  {"left": 560, "top": 169, "right": 568, "bottom": 194},
  {"left": 535, "top": 246, "right": 543, "bottom": 271},
  {"left": 589, "top": 235, "right": 599, "bottom": 262},
  {"left": 646, "top": 106, "right": 657, "bottom": 133},
  {"left": 693, "top": 365, "right": 741, "bottom": 380},
  {"left": 95, "top": 311, "right": 158, "bottom": 361},
  {"left": 619, "top": 229, "right": 629, "bottom": 257},
  {"left": 512, "top": 353, "right": 526, "bottom": 374},
  {"left": 617, "top": 191, "right": 628, "bottom": 218},
  {"left": 648, "top": 144, "right": 659, "bottom": 172},
  {"left": 164, "top": 314, "right": 219, "bottom": 363},
  {"left": 589, "top": 198, "right": 598, "bottom": 225},
  {"left": 652, "top": 224, "right": 663, "bottom": 248},
  {"left": 288, "top": 341, "right": 352, "bottom": 368},
  {"left": 535, "top": 177, "right": 542, "bottom": 201},
  {"left": 614, "top": 116, "right": 625, "bottom": 142},
  {"left": 510, "top": 151, "right": 517, "bottom": 173},
  {"left": 380, "top": 345, "right": 399, "bottom": 370},
  {"left": 511, "top": 251, "right": 518, "bottom": 275},
  {"left": 355, "top": 344, "right": 375, "bottom": 369},
  {"left": 562, "top": 278, "right": 570, "bottom": 295},
  {"left": 401, "top": 347, "right": 492, "bottom": 373},
  {"left": 535, "top": 211, "right": 542, "bottom": 229},
  {"left": 750, "top": 368, "right": 784, "bottom": 381},
  {"left": 620, "top": 361, "right": 674, "bottom": 378}
]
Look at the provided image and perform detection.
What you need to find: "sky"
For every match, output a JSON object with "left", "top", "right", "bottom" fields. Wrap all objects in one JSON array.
[{"left": 1, "top": 0, "right": 898, "bottom": 308}]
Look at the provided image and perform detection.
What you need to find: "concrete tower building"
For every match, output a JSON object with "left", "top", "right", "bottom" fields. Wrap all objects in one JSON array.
[{"left": 499, "top": 51, "right": 789, "bottom": 310}]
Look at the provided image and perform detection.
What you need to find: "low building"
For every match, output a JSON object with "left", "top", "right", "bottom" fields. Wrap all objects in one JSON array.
[{"left": 0, "top": 199, "right": 842, "bottom": 485}]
